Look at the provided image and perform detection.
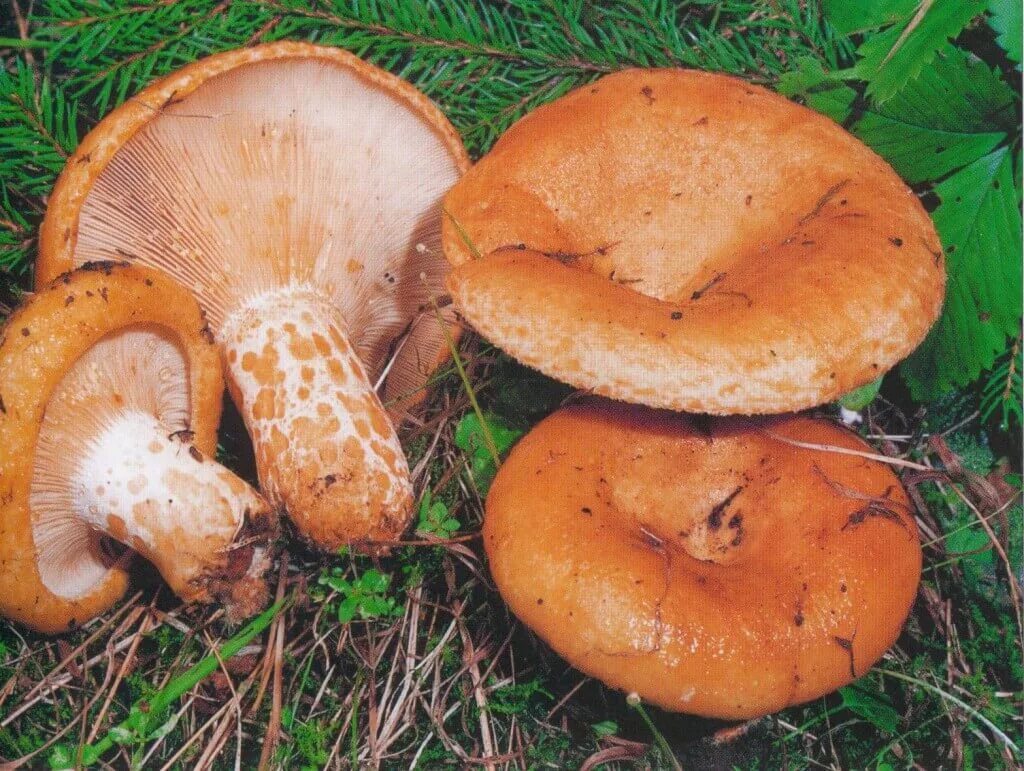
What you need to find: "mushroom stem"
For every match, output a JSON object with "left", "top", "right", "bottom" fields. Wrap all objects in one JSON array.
[
  {"left": 75, "top": 410, "right": 274, "bottom": 615},
  {"left": 221, "top": 287, "right": 413, "bottom": 550}
]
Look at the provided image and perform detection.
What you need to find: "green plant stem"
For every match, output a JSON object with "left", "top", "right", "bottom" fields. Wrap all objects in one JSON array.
[
  {"left": 442, "top": 208, "right": 482, "bottom": 259},
  {"left": 874, "top": 668, "right": 1020, "bottom": 756},
  {"left": 430, "top": 299, "right": 501, "bottom": 468},
  {"left": 83, "top": 597, "right": 289, "bottom": 764},
  {"left": 628, "top": 696, "right": 682, "bottom": 771}
]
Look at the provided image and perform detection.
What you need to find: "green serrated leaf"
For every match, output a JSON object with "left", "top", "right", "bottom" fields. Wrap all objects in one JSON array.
[
  {"left": 784, "top": 48, "right": 1014, "bottom": 184},
  {"left": 839, "top": 682, "right": 900, "bottom": 733},
  {"left": 852, "top": 46, "right": 1012, "bottom": 182},
  {"left": 777, "top": 57, "right": 857, "bottom": 123},
  {"left": 855, "top": 0, "right": 987, "bottom": 103},
  {"left": 592, "top": 720, "right": 619, "bottom": 738},
  {"left": 902, "top": 149, "right": 1023, "bottom": 399},
  {"left": 823, "top": 0, "right": 918, "bottom": 35},
  {"left": 988, "top": 0, "right": 1022, "bottom": 63}
]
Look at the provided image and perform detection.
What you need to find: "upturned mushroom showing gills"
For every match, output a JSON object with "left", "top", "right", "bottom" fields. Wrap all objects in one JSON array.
[
  {"left": 37, "top": 43, "right": 470, "bottom": 550},
  {"left": 0, "top": 263, "right": 276, "bottom": 634},
  {"left": 442, "top": 69, "right": 946, "bottom": 415},
  {"left": 484, "top": 401, "right": 921, "bottom": 719}
]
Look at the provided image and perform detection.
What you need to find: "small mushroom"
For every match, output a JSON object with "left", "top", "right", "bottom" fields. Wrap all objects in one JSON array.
[
  {"left": 442, "top": 69, "right": 945, "bottom": 414},
  {"left": 484, "top": 401, "right": 921, "bottom": 719},
  {"left": 37, "top": 43, "right": 470, "bottom": 550},
  {"left": 0, "top": 263, "right": 276, "bottom": 633}
]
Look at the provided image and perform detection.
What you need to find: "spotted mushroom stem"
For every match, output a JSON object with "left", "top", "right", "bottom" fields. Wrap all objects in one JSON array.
[
  {"left": 221, "top": 286, "right": 413, "bottom": 551},
  {"left": 76, "top": 410, "right": 274, "bottom": 615}
]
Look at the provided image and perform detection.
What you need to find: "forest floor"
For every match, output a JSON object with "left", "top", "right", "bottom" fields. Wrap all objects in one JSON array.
[{"left": 1, "top": 1, "right": 1021, "bottom": 769}]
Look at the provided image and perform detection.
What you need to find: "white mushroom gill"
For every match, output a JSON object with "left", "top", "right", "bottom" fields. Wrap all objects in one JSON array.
[
  {"left": 30, "top": 327, "right": 267, "bottom": 602},
  {"left": 73, "top": 58, "right": 463, "bottom": 547}
]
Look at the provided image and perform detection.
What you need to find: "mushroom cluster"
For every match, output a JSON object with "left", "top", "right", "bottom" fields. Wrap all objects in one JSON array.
[
  {"left": 1, "top": 44, "right": 939, "bottom": 727},
  {"left": 442, "top": 69, "right": 944, "bottom": 718},
  {"left": 1, "top": 43, "right": 468, "bottom": 634},
  {"left": 38, "top": 42, "right": 469, "bottom": 552}
]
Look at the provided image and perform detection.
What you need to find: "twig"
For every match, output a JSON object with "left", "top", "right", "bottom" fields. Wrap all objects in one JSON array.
[{"left": 257, "top": 556, "right": 289, "bottom": 770}]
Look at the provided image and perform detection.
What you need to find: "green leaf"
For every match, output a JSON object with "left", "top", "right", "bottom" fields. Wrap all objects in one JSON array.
[
  {"left": 361, "top": 597, "right": 390, "bottom": 616},
  {"left": 782, "top": 48, "right": 1014, "bottom": 184},
  {"left": 416, "top": 490, "right": 460, "bottom": 537},
  {"left": 839, "top": 376, "right": 884, "bottom": 410},
  {"left": 851, "top": 46, "right": 1013, "bottom": 183},
  {"left": 855, "top": 0, "right": 987, "bottom": 103},
  {"left": 359, "top": 569, "right": 390, "bottom": 594},
  {"left": 321, "top": 573, "right": 350, "bottom": 593},
  {"left": 777, "top": 57, "right": 857, "bottom": 123},
  {"left": 592, "top": 720, "right": 619, "bottom": 738},
  {"left": 839, "top": 682, "right": 900, "bottom": 733},
  {"left": 875, "top": 46, "right": 1018, "bottom": 134},
  {"left": 902, "top": 149, "right": 1023, "bottom": 399},
  {"left": 823, "top": 0, "right": 919, "bottom": 35},
  {"left": 454, "top": 412, "right": 524, "bottom": 493},
  {"left": 988, "top": 0, "right": 1022, "bottom": 63},
  {"left": 47, "top": 744, "right": 74, "bottom": 770},
  {"left": 337, "top": 597, "right": 359, "bottom": 624},
  {"left": 947, "top": 523, "right": 996, "bottom": 580}
]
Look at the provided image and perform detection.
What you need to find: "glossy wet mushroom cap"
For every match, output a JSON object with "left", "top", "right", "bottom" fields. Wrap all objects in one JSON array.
[
  {"left": 0, "top": 263, "right": 276, "bottom": 634},
  {"left": 442, "top": 68, "right": 945, "bottom": 414},
  {"left": 37, "top": 42, "right": 470, "bottom": 551},
  {"left": 484, "top": 401, "right": 922, "bottom": 719}
]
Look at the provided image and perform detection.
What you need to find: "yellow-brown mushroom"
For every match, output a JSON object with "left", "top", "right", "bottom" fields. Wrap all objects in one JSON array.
[
  {"left": 0, "top": 263, "right": 276, "bottom": 633},
  {"left": 443, "top": 68, "right": 945, "bottom": 414},
  {"left": 484, "top": 401, "right": 921, "bottom": 719}
]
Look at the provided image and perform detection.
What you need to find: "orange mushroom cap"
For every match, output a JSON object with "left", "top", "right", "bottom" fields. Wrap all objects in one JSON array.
[
  {"left": 36, "top": 43, "right": 470, "bottom": 551},
  {"left": 0, "top": 263, "right": 275, "bottom": 633},
  {"left": 484, "top": 401, "right": 921, "bottom": 719},
  {"left": 443, "top": 68, "right": 945, "bottom": 414}
]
